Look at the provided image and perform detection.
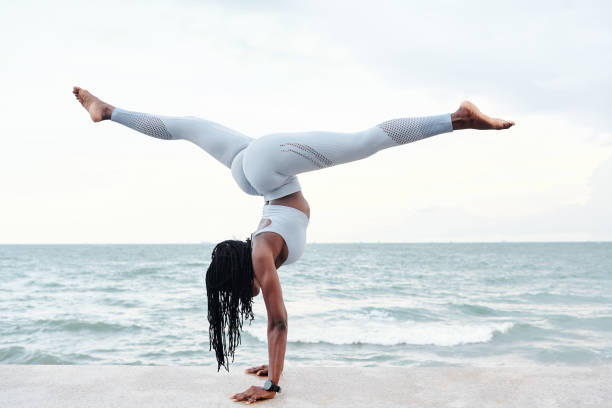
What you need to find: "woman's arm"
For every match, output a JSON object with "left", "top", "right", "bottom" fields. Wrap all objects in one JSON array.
[
  {"left": 261, "top": 263, "right": 288, "bottom": 385},
  {"left": 231, "top": 246, "right": 287, "bottom": 404}
]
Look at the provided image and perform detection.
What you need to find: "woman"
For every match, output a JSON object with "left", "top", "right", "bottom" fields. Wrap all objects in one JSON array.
[{"left": 73, "top": 86, "right": 514, "bottom": 403}]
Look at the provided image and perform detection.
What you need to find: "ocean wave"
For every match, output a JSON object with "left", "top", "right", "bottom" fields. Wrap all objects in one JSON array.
[
  {"left": 121, "top": 266, "right": 165, "bottom": 277},
  {"left": 451, "top": 303, "right": 499, "bottom": 316},
  {"left": 175, "top": 262, "right": 207, "bottom": 268},
  {"left": 547, "top": 315, "right": 612, "bottom": 331},
  {"left": 138, "top": 349, "right": 203, "bottom": 359},
  {"left": 245, "top": 321, "right": 514, "bottom": 347},
  {"left": 99, "top": 298, "right": 142, "bottom": 308},
  {"left": 494, "top": 322, "right": 550, "bottom": 340},
  {"left": 88, "top": 286, "right": 129, "bottom": 293},
  {"left": 33, "top": 318, "right": 148, "bottom": 333},
  {"left": 519, "top": 292, "right": 611, "bottom": 304},
  {"left": 39, "top": 281, "right": 66, "bottom": 288},
  {"left": 0, "top": 346, "right": 98, "bottom": 364},
  {"left": 287, "top": 305, "right": 441, "bottom": 322},
  {"left": 280, "top": 297, "right": 440, "bottom": 317}
]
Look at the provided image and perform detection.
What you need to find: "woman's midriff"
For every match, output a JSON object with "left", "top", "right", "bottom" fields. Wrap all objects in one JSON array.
[{"left": 267, "top": 191, "right": 310, "bottom": 219}]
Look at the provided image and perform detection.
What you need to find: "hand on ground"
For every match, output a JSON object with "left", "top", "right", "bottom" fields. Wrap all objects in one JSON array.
[
  {"left": 231, "top": 385, "right": 276, "bottom": 404},
  {"left": 244, "top": 364, "right": 268, "bottom": 377}
]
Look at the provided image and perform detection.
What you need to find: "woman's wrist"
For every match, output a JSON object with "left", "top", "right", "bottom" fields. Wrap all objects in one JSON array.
[{"left": 267, "top": 368, "right": 281, "bottom": 384}]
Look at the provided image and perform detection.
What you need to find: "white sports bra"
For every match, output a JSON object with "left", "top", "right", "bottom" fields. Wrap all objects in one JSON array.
[{"left": 251, "top": 205, "right": 309, "bottom": 265}]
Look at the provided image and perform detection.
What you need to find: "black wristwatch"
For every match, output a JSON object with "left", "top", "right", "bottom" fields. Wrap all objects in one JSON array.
[{"left": 263, "top": 379, "right": 281, "bottom": 393}]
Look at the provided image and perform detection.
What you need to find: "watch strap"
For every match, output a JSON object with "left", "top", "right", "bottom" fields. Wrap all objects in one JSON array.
[{"left": 264, "top": 379, "right": 281, "bottom": 393}]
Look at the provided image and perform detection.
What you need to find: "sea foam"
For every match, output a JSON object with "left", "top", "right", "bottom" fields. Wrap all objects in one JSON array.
[{"left": 245, "top": 321, "right": 514, "bottom": 346}]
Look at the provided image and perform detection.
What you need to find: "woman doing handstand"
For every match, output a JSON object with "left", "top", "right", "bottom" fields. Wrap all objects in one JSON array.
[{"left": 73, "top": 86, "right": 514, "bottom": 403}]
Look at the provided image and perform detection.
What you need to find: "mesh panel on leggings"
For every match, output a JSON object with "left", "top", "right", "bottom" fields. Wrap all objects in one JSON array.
[
  {"left": 280, "top": 142, "right": 334, "bottom": 169},
  {"left": 115, "top": 111, "right": 173, "bottom": 140},
  {"left": 377, "top": 116, "right": 441, "bottom": 145}
]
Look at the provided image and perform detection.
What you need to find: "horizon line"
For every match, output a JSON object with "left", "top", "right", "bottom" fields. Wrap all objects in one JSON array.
[{"left": 1, "top": 240, "right": 611, "bottom": 245}]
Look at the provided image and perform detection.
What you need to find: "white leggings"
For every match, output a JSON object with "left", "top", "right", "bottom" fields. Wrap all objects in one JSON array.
[{"left": 110, "top": 108, "right": 454, "bottom": 200}]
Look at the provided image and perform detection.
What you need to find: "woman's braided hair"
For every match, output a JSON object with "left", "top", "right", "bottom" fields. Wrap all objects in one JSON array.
[{"left": 205, "top": 238, "right": 255, "bottom": 371}]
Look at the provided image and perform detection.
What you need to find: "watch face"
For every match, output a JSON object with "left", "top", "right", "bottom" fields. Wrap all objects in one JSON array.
[{"left": 264, "top": 380, "right": 272, "bottom": 390}]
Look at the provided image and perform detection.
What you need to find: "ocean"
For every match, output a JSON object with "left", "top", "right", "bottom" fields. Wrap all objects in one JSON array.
[{"left": 1, "top": 243, "right": 611, "bottom": 368}]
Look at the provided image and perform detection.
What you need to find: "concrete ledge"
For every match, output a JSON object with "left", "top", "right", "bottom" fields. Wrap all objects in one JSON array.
[{"left": 1, "top": 365, "right": 610, "bottom": 407}]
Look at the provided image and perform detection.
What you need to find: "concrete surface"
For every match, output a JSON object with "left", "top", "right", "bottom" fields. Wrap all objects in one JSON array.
[{"left": 1, "top": 365, "right": 611, "bottom": 407}]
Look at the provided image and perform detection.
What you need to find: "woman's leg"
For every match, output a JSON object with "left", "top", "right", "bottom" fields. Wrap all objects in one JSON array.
[
  {"left": 73, "top": 86, "right": 252, "bottom": 169},
  {"left": 242, "top": 101, "right": 514, "bottom": 201},
  {"left": 110, "top": 108, "right": 252, "bottom": 169},
  {"left": 242, "top": 113, "right": 454, "bottom": 200}
]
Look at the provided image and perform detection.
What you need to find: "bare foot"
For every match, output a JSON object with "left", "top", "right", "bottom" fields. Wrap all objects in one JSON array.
[
  {"left": 451, "top": 101, "right": 515, "bottom": 130},
  {"left": 72, "top": 86, "right": 115, "bottom": 122}
]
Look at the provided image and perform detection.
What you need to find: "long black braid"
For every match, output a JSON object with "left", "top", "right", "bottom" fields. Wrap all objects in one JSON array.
[{"left": 205, "top": 238, "right": 255, "bottom": 371}]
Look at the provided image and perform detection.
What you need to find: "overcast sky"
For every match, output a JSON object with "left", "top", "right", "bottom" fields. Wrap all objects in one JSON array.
[{"left": 1, "top": 0, "right": 611, "bottom": 243}]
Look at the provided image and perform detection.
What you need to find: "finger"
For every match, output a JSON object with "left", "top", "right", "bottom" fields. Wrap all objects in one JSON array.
[
  {"left": 246, "top": 397, "right": 256, "bottom": 404},
  {"left": 232, "top": 393, "right": 246, "bottom": 401}
]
